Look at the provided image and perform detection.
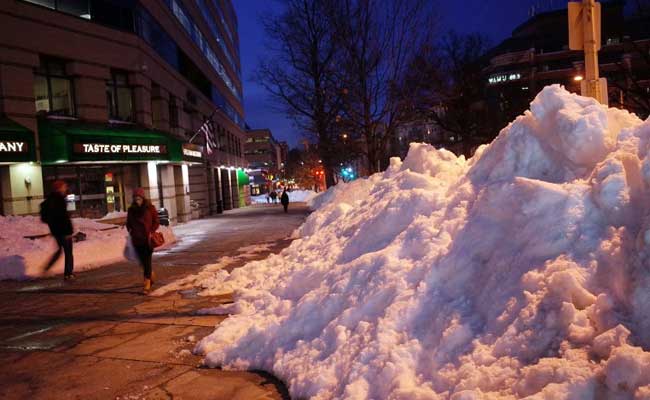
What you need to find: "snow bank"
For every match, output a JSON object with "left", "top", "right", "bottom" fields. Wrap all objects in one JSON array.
[
  {"left": 98, "top": 211, "right": 127, "bottom": 220},
  {"left": 251, "top": 190, "right": 318, "bottom": 204},
  {"left": 0, "top": 215, "right": 176, "bottom": 280},
  {"left": 194, "top": 86, "right": 650, "bottom": 399}
]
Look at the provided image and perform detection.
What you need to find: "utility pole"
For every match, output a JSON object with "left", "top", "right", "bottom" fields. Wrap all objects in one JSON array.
[{"left": 568, "top": 0, "right": 608, "bottom": 104}]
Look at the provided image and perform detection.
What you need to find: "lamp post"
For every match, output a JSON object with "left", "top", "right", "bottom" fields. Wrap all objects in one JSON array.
[{"left": 568, "top": 0, "right": 608, "bottom": 104}]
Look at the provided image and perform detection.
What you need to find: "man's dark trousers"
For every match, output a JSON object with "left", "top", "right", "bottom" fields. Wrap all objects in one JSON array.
[{"left": 45, "top": 235, "right": 74, "bottom": 275}]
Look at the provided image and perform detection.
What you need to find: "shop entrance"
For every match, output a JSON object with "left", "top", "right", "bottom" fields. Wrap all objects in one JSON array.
[{"left": 43, "top": 164, "right": 140, "bottom": 219}]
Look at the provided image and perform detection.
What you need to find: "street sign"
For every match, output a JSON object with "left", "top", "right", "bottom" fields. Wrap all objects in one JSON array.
[{"left": 568, "top": 1, "right": 601, "bottom": 51}]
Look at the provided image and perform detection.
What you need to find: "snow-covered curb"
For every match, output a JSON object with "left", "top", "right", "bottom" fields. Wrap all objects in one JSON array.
[{"left": 0, "top": 215, "right": 175, "bottom": 280}]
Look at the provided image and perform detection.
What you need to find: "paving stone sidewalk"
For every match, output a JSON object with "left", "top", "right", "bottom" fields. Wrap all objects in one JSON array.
[{"left": 0, "top": 204, "right": 310, "bottom": 400}]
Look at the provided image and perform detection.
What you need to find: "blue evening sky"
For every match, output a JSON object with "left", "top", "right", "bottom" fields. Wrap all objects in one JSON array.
[{"left": 233, "top": 0, "right": 565, "bottom": 148}]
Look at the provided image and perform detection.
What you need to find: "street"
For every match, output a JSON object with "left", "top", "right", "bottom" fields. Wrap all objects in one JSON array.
[{"left": 0, "top": 204, "right": 310, "bottom": 400}]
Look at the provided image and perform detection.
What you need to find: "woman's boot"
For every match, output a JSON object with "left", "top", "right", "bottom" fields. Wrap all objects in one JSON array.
[{"left": 143, "top": 278, "right": 152, "bottom": 294}]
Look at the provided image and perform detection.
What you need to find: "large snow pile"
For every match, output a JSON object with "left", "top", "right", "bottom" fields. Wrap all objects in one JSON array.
[
  {"left": 195, "top": 86, "right": 650, "bottom": 399},
  {"left": 0, "top": 215, "right": 176, "bottom": 280},
  {"left": 251, "top": 190, "right": 319, "bottom": 204}
]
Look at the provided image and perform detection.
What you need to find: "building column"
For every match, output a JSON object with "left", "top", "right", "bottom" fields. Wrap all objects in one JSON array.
[
  {"left": 221, "top": 168, "right": 232, "bottom": 210},
  {"left": 188, "top": 165, "right": 209, "bottom": 217},
  {"left": 159, "top": 164, "right": 177, "bottom": 224},
  {"left": 0, "top": 49, "right": 39, "bottom": 135},
  {"left": 208, "top": 167, "right": 217, "bottom": 214},
  {"left": 1, "top": 163, "right": 44, "bottom": 216},
  {"left": 174, "top": 165, "right": 191, "bottom": 222},
  {"left": 140, "top": 162, "right": 160, "bottom": 207},
  {"left": 230, "top": 169, "right": 239, "bottom": 209},
  {"left": 130, "top": 72, "right": 152, "bottom": 128},
  {"left": 215, "top": 167, "right": 223, "bottom": 213}
]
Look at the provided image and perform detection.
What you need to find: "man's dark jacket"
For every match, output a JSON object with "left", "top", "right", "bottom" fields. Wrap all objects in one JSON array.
[{"left": 41, "top": 192, "right": 73, "bottom": 237}]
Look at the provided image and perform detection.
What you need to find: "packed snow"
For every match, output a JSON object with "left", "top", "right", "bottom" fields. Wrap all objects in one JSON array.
[
  {"left": 251, "top": 190, "right": 319, "bottom": 204},
  {"left": 98, "top": 211, "right": 128, "bottom": 220},
  {"left": 0, "top": 215, "right": 176, "bottom": 280},
  {"left": 189, "top": 86, "right": 650, "bottom": 399}
]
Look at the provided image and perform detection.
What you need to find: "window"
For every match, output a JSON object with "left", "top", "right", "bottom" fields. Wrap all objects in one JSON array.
[
  {"left": 92, "top": 0, "right": 135, "bottom": 32},
  {"left": 58, "top": 0, "right": 90, "bottom": 18},
  {"left": 24, "top": 0, "right": 55, "bottom": 8},
  {"left": 169, "top": 95, "right": 179, "bottom": 128},
  {"left": 34, "top": 57, "right": 75, "bottom": 116},
  {"left": 136, "top": 6, "right": 177, "bottom": 68},
  {"left": 106, "top": 70, "right": 133, "bottom": 121},
  {"left": 24, "top": 0, "right": 90, "bottom": 18}
]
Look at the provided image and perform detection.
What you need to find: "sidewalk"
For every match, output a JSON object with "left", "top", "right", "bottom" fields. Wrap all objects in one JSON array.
[{"left": 0, "top": 204, "right": 309, "bottom": 400}]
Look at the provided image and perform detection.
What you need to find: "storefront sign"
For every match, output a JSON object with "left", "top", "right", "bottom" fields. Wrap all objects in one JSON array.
[
  {"left": 0, "top": 140, "right": 28, "bottom": 153},
  {"left": 182, "top": 143, "right": 204, "bottom": 161},
  {"left": 73, "top": 143, "right": 168, "bottom": 155}
]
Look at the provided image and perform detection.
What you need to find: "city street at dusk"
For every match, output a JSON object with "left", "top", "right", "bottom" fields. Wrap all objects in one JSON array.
[{"left": 1, "top": 0, "right": 650, "bottom": 399}]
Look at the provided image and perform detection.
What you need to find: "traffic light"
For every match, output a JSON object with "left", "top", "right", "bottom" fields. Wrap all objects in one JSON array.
[{"left": 341, "top": 166, "right": 355, "bottom": 180}]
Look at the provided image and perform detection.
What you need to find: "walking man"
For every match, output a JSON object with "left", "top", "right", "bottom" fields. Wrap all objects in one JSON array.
[
  {"left": 41, "top": 180, "right": 75, "bottom": 280},
  {"left": 280, "top": 188, "right": 290, "bottom": 213}
]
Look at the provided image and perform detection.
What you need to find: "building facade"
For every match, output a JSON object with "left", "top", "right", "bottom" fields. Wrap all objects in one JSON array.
[
  {"left": 483, "top": 1, "right": 650, "bottom": 130},
  {"left": 244, "top": 128, "right": 285, "bottom": 195},
  {"left": 244, "top": 129, "right": 283, "bottom": 171},
  {"left": 0, "top": 0, "right": 247, "bottom": 221}
]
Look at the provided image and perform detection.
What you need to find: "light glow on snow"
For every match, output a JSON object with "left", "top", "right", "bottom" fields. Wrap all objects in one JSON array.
[{"left": 191, "top": 86, "right": 650, "bottom": 399}]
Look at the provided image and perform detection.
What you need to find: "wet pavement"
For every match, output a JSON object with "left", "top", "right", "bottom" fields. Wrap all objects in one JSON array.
[{"left": 0, "top": 203, "right": 310, "bottom": 400}]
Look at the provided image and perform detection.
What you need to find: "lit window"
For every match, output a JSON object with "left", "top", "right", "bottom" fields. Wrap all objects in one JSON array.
[
  {"left": 34, "top": 57, "right": 75, "bottom": 116},
  {"left": 106, "top": 70, "right": 134, "bottom": 121}
]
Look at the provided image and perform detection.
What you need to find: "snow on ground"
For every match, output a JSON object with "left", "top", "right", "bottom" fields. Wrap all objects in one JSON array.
[
  {"left": 150, "top": 241, "right": 276, "bottom": 297},
  {"left": 251, "top": 190, "right": 318, "bottom": 204},
  {"left": 0, "top": 215, "right": 176, "bottom": 280},
  {"left": 97, "top": 211, "right": 127, "bottom": 220},
  {"left": 188, "top": 85, "right": 650, "bottom": 399}
]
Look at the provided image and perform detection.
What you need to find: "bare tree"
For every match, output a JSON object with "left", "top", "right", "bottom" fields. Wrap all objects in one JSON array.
[
  {"left": 397, "top": 32, "right": 493, "bottom": 155},
  {"left": 256, "top": 0, "right": 342, "bottom": 187},
  {"left": 609, "top": 41, "right": 650, "bottom": 119},
  {"left": 329, "top": 0, "right": 436, "bottom": 173},
  {"left": 608, "top": 4, "right": 650, "bottom": 119}
]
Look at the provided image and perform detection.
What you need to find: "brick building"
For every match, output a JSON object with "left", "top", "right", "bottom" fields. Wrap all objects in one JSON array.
[{"left": 0, "top": 0, "right": 247, "bottom": 220}]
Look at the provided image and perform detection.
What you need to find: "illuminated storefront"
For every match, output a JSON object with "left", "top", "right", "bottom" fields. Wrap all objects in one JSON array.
[
  {"left": 38, "top": 120, "right": 188, "bottom": 219},
  {"left": 0, "top": 118, "right": 39, "bottom": 216}
]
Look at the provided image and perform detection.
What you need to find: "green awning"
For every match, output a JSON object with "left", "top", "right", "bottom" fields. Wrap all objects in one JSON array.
[
  {"left": 38, "top": 119, "right": 183, "bottom": 164},
  {"left": 0, "top": 118, "right": 37, "bottom": 163},
  {"left": 237, "top": 169, "right": 250, "bottom": 186}
]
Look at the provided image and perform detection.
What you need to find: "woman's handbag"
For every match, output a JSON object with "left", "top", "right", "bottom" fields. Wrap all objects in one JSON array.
[{"left": 149, "top": 231, "right": 165, "bottom": 248}]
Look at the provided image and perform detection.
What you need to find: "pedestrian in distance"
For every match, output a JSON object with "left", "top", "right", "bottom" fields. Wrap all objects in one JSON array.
[
  {"left": 41, "top": 180, "right": 75, "bottom": 280},
  {"left": 270, "top": 190, "right": 278, "bottom": 204},
  {"left": 281, "top": 188, "right": 290, "bottom": 213},
  {"left": 126, "top": 188, "right": 160, "bottom": 294}
]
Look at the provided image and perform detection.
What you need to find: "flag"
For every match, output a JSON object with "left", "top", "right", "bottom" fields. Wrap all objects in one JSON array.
[{"left": 198, "top": 118, "right": 217, "bottom": 154}]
